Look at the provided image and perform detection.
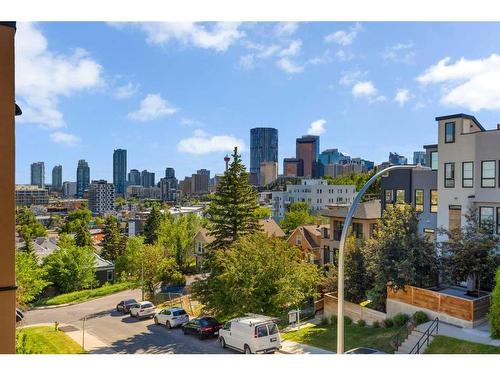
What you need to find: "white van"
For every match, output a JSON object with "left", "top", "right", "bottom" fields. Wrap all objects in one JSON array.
[{"left": 218, "top": 314, "right": 281, "bottom": 354}]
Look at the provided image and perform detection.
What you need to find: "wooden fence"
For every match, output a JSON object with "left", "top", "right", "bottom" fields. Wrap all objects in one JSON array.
[
  {"left": 324, "top": 293, "right": 386, "bottom": 324},
  {"left": 387, "top": 285, "right": 491, "bottom": 322}
]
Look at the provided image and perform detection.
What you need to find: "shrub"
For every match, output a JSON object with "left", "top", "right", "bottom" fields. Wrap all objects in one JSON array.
[
  {"left": 393, "top": 313, "right": 410, "bottom": 327},
  {"left": 357, "top": 319, "right": 366, "bottom": 327},
  {"left": 383, "top": 318, "right": 394, "bottom": 328},
  {"left": 412, "top": 311, "right": 430, "bottom": 325},
  {"left": 490, "top": 268, "right": 500, "bottom": 339},
  {"left": 372, "top": 320, "right": 381, "bottom": 328},
  {"left": 344, "top": 316, "right": 352, "bottom": 326},
  {"left": 321, "top": 316, "right": 329, "bottom": 326}
]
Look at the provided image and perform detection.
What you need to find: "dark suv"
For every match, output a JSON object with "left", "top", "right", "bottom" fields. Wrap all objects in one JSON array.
[{"left": 116, "top": 299, "right": 138, "bottom": 314}]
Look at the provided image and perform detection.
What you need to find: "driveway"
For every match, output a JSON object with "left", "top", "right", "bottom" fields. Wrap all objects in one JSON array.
[{"left": 23, "top": 289, "right": 232, "bottom": 354}]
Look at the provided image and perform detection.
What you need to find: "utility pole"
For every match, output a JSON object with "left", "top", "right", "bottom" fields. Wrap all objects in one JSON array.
[
  {"left": 141, "top": 254, "right": 144, "bottom": 301},
  {"left": 82, "top": 316, "right": 86, "bottom": 353}
]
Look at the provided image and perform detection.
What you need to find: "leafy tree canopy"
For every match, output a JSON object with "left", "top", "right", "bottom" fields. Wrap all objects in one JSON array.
[
  {"left": 16, "top": 207, "right": 47, "bottom": 239},
  {"left": 59, "top": 208, "right": 91, "bottom": 234},
  {"left": 323, "top": 169, "right": 380, "bottom": 201},
  {"left": 279, "top": 202, "right": 321, "bottom": 235},
  {"left": 16, "top": 252, "right": 50, "bottom": 306}
]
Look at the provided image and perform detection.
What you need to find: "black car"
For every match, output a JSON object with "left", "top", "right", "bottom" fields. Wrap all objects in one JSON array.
[
  {"left": 116, "top": 299, "right": 138, "bottom": 314},
  {"left": 182, "top": 317, "right": 222, "bottom": 339},
  {"left": 16, "top": 308, "right": 24, "bottom": 323}
]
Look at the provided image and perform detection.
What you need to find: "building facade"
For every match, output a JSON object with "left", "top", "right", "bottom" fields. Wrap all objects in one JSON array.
[
  {"left": 62, "top": 181, "right": 77, "bottom": 198},
  {"left": 389, "top": 152, "right": 408, "bottom": 165},
  {"left": 435, "top": 114, "right": 500, "bottom": 239},
  {"left": 76, "top": 159, "right": 90, "bottom": 198},
  {"left": 413, "top": 151, "right": 427, "bottom": 166},
  {"left": 88, "top": 180, "right": 115, "bottom": 214},
  {"left": 260, "top": 161, "right": 278, "bottom": 187},
  {"left": 30, "top": 161, "right": 45, "bottom": 188},
  {"left": 128, "top": 169, "right": 141, "bottom": 186},
  {"left": 15, "top": 185, "right": 49, "bottom": 206},
  {"left": 283, "top": 158, "right": 303, "bottom": 177},
  {"left": 296, "top": 135, "right": 320, "bottom": 178},
  {"left": 141, "top": 170, "right": 155, "bottom": 188},
  {"left": 51, "top": 165, "right": 62, "bottom": 191},
  {"left": 250, "top": 127, "right": 279, "bottom": 186},
  {"left": 113, "top": 149, "right": 127, "bottom": 195},
  {"left": 272, "top": 179, "right": 356, "bottom": 221}
]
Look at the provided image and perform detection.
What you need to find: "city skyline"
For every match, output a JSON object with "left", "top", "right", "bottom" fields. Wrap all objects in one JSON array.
[{"left": 15, "top": 22, "right": 500, "bottom": 183}]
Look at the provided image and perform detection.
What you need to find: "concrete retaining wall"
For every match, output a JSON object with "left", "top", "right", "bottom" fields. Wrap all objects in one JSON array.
[{"left": 324, "top": 293, "right": 386, "bottom": 324}]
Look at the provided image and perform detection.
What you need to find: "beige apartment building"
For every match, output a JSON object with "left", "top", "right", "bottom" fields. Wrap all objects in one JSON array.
[
  {"left": 259, "top": 161, "right": 278, "bottom": 187},
  {"left": 435, "top": 114, "right": 500, "bottom": 239}
]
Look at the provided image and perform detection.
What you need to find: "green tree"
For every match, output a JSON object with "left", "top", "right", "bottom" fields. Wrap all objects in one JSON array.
[
  {"left": 319, "top": 236, "right": 369, "bottom": 304},
  {"left": 101, "top": 216, "right": 124, "bottom": 262},
  {"left": 15, "top": 252, "right": 50, "bottom": 306},
  {"left": 60, "top": 208, "right": 91, "bottom": 233},
  {"left": 191, "top": 233, "right": 321, "bottom": 320},
  {"left": 143, "top": 205, "right": 164, "bottom": 245},
  {"left": 16, "top": 207, "right": 47, "bottom": 239},
  {"left": 43, "top": 244, "right": 96, "bottom": 293},
  {"left": 490, "top": 268, "right": 500, "bottom": 339},
  {"left": 75, "top": 223, "right": 92, "bottom": 247},
  {"left": 253, "top": 206, "right": 272, "bottom": 220},
  {"left": 206, "top": 147, "right": 260, "bottom": 250},
  {"left": 439, "top": 207, "right": 498, "bottom": 296},
  {"left": 324, "top": 168, "right": 380, "bottom": 201},
  {"left": 364, "top": 204, "right": 439, "bottom": 311},
  {"left": 279, "top": 202, "right": 318, "bottom": 235}
]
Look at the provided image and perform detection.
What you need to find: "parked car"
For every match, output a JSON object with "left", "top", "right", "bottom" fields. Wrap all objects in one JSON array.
[
  {"left": 345, "top": 347, "right": 386, "bottom": 354},
  {"left": 116, "top": 299, "right": 138, "bottom": 314},
  {"left": 218, "top": 314, "right": 281, "bottom": 354},
  {"left": 16, "top": 308, "right": 24, "bottom": 323},
  {"left": 154, "top": 307, "right": 189, "bottom": 328},
  {"left": 129, "top": 301, "right": 156, "bottom": 319},
  {"left": 182, "top": 317, "right": 222, "bottom": 339}
]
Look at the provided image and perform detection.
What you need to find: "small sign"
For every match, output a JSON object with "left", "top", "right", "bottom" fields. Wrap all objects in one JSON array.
[{"left": 288, "top": 309, "right": 299, "bottom": 324}]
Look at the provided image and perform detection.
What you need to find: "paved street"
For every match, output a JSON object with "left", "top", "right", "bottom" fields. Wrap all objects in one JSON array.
[{"left": 23, "top": 289, "right": 232, "bottom": 354}]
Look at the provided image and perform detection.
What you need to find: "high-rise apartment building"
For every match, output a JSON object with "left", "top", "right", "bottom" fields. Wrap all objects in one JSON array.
[
  {"left": 88, "top": 180, "right": 115, "bottom": 214},
  {"left": 128, "top": 169, "right": 141, "bottom": 186},
  {"left": 250, "top": 127, "right": 278, "bottom": 186},
  {"left": 51, "top": 165, "right": 62, "bottom": 190},
  {"left": 260, "top": 161, "right": 278, "bottom": 186},
  {"left": 113, "top": 149, "right": 127, "bottom": 195},
  {"left": 62, "top": 181, "right": 77, "bottom": 198},
  {"left": 165, "top": 167, "right": 176, "bottom": 179},
  {"left": 76, "top": 159, "right": 90, "bottom": 198},
  {"left": 141, "top": 170, "right": 155, "bottom": 187},
  {"left": 30, "top": 161, "right": 45, "bottom": 188},
  {"left": 15, "top": 185, "right": 49, "bottom": 206},
  {"left": 389, "top": 152, "right": 408, "bottom": 165},
  {"left": 283, "top": 158, "right": 303, "bottom": 177},
  {"left": 296, "top": 135, "right": 320, "bottom": 178},
  {"left": 191, "top": 169, "right": 210, "bottom": 194},
  {"left": 161, "top": 167, "right": 178, "bottom": 201}
]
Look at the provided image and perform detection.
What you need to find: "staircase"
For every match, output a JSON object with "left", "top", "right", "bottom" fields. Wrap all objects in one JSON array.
[{"left": 394, "top": 318, "right": 439, "bottom": 354}]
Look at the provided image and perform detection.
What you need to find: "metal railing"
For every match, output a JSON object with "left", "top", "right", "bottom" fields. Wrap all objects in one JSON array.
[
  {"left": 390, "top": 320, "right": 415, "bottom": 351},
  {"left": 409, "top": 317, "right": 439, "bottom": 354}
]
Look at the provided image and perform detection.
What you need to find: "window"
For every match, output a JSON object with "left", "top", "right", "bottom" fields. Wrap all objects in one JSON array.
[
  {"left": 396, "top": 189, "right": 405, "bottom": 204},
  {"left": 430, "top": 190, "right": 438, "bottom": 213},
  {"left": 430, "top": 151, "right": 438, "bottom": 170},
  {"left": 462, "top": 162, "right": 474, "bottom": 188},
  {"left": 333, "top": 221, "right": 343, "bottom": 241},
  {"left": 107, "top": 270, "right": 114, "bottom": 281},
  {"left": 295, "top": 234, "right": 302, "bottom": 246},
  {"left": 322, "top": 227, "right": 329, "bottom": 239},
  {"left": 497, "top": 208, "right": 500, "bottom": 234},
  {"left": 445, "top": 122, "right": 455, "bottom": 143},
  {"left": 414, "top": 189, "right": 424, "bottom": 212},
  {"left": 479, "top": 207, "right": 494, "bottom": 233},
  {"left": 256, "top": 325, "right": 268, "bottom": 338},
  {"left": 267, "top": 323, "right": 278, "bottom": 335},
  {"left": 444, "top": 163, "right": 455, "bottom": 188},
  {"left": 481, "top": 161, "right": 496, "bottom": 188},
  {"left": 449, "top": 206, "right": 462, "bottom": 232},
  {"left": 323, "top": 246, "right": 331, "bottom": 264},
  {"left": 352, "top": 223, "right": 363, "bottom": 239},
  {"left": 385, "top": 189, "right": 393, "bottom": 207}
]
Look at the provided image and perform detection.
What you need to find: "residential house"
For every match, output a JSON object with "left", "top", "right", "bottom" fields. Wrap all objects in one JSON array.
[
  {"left": 288, "top": 224, "right": 329, "bottom": 265},
  {"left": 321, "top": 200, "right": 381, "bottom": 266},
  {"left": 193, "top": 219, "right": 285, "bottom": 270}
]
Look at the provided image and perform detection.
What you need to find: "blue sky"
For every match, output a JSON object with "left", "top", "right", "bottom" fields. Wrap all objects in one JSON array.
[{"left": 15, "top": 22, "right": 500, "bottom": 184}]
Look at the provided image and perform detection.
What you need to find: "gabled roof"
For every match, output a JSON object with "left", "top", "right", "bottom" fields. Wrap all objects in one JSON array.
[
  {"left": 94, "top": 252, "right": 114, "bottom": 270},
  {"left": 289, "top": 224, "right": 329, "bottom": 249},
  {"left": 194, "top": 219, "right": 285, "bottom": 244},
  {"left": 323, "top": 199, "right": 381, "bottom": 220}
]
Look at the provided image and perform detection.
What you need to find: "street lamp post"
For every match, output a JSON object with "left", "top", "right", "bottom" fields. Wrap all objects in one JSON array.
[{"left": 336, "top": 164, "right": 429, "bottom": 354}]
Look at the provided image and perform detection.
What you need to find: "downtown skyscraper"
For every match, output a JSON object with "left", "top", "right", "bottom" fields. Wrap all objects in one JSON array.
[
  {"left": 52, "top": 165, "right": 62, "bottom": 190},
  {"left": 76, "top": 159, "right": 90, "bottom": 198},
  {"left": 30, "top": 161, "right": 45, "bottom": 188},
  {"left": 250, "top": 127, "right": 278, "bottom": 186},
  {"left": 113, "top": 149, "right": 127, "bottom": 195}
]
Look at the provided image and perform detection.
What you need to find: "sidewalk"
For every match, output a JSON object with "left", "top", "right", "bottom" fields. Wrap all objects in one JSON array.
[
  {"left": 279, "top": 340, "right": 335, "bottom": 354},
  {"left": 417, "top": 321, "right": 500, "bottom": 347}
]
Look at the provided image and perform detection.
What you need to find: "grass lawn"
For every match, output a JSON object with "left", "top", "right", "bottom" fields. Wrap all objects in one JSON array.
[
  {"left": 16, "top": 326, "right": 83, "bottom": 354},
  {"left": 34, "top": 281, "right": 139, "bottom": 307},
  {"left": 281, "top": 323, "right": 398, "bottom": 353},
  {"left": 425, "top": 336, "right": 500, "bottom": 354}
]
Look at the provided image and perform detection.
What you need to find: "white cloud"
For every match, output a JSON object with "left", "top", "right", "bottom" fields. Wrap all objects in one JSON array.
[
  {"left": 114, "top": 82, "right": 139, "bottom": 99},
  {"left": 274, "top": 22, "right": 299, "bottom": 37},
  {"left": 279, "top": 40, "right": 302, "bottom": 57},
  {"left": 49, "top": 131, "right": 80, "bottom": 146},
  {"left": 382, "top": 41, "right": 415, "bottom": 64},
  {"left": 352, "top": 81, "right": 386, "bottom": 102},
  {"left": 307, "top": 119, "right": 327, "bottom": 135},
  {"left": 111, "top": 22, "right": 243, "bottom": 52},
  {"left": 394, "top": 88, "right": 411, "bottom": 106},
  {"left": 417, "top": 54, "right": 500, "bottom": 111},
  {"left": 324, "top": 23, "right": 362, "bottom": 46},
  {"left": 177, "top": 129, "right": 245, "bottom": 155},
  {"left": 238, "top": 54, "right": 255, "bottom": 70},
  {"left": 16, "top": 22, "right": 103, "bottom": 130},
  {"left": 335, "top": 50, "right": 354, "bottom": 62},
  {"left": 128, "top": 94, "right": 179, "bottom": 121},
  {"left": 180, "top": 117, "right": 204, "bottom": 127},
  {"left": 276, "top": 58, "right": 304, "bottom": 74},
  {"left": 339, "top": 70, "right": 365, "bottom": 86}
]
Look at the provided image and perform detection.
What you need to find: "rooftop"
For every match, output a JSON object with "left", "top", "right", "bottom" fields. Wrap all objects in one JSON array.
[{"left": 322, "top": 199, "right": 381, "bottom": 220}]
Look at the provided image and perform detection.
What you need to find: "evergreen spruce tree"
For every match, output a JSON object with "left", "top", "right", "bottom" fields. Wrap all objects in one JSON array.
[
  {"left": 143, "top": 205, "right": 164, "bottom": 245},
  {"left": 101, "top": 216, "right": 122, "bottom": 262},
  {"left": 207, "top": 147, "right": 259, "bottom": 250},
  {"left": 75, "top": 223, "right": 92, "bottom": 247}
]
